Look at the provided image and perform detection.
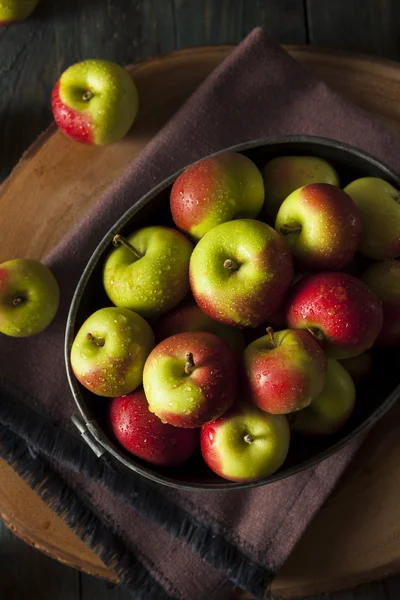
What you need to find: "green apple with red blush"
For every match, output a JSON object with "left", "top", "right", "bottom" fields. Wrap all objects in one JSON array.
[
  {"left": 70, "top": 307, "right": 154, "bottom": 397},
  {"left": 286, "top": 272, "right": 383, "bottom": 359},
  {"left": 291, "top": 359, "right": 355, "bottom": 436},
  {"left": 143, "top": 331, "right": 237, "bottom": 428},
  {"left": 361, "top": 259, "right": 400, "bottom": 346},
  {"left": 262, "top": 155, "right": 339, "bottom": 221},
  {"left": 52, "top": 59, "right": 138, "bottom": 145},
  {"left": 244, "top": 328, "right": 327, "bottom": 414},
  {"left": 109, "top": 389, "right": 198, "bottom": 467},
  {"left": 155, "top": 300, "right": 244, "bottom": 353},
  {"left": 275, "top": 183, "right": 362, "bottom": 271},
  {"left": 189, "top": 219, "right": 293, "bottom": 327},
  {"left": 201, "top": 402, "right": 290, "bottom": 482},
  {"left": 0, "top": 259, "right": 59, "bottom": 337},
  {"left": 170, "top": 152, "right": 265, "bottom": 240},
  {"left": 344, "top": 177, "right": 400, "bottom": 259},
  {"left": 0, "top": 0, "right": 38, "bottom": 25},
  {"left": 103, "top": 226, "right": 193, "bottom": 319}
]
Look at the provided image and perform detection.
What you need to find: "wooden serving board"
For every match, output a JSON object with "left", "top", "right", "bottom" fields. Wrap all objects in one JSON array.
[{"left": 1, "top": 45, "right": 400, "bottom": 600}]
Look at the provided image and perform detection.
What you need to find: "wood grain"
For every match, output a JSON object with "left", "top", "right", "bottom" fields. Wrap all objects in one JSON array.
[{"left": 1, "top": 46, "right": 400, "bottom": 600}]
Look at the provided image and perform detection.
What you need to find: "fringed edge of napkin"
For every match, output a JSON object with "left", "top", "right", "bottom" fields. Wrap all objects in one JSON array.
[{"left": 0, "top": 382, "right": 271, "bottom": 599}]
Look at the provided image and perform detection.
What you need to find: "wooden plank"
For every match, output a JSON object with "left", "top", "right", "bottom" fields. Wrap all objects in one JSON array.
[
  {"left": 81, "top": 574, "right": 131, "bottom": 599},
  {"left": 384, "top": 575, "right": 400, "bottom": 599},
  {"left": 243, "top": 0, "right": 306, "bottom": 44},
  {"left": 0, "top": 519, "right": 79, "bottom": 599},
  {"left": 306, "top": 0, "right": 400, "bottom": 59},
  {"left": 173, "top": 0, "right": 245, "bottom": 47}
]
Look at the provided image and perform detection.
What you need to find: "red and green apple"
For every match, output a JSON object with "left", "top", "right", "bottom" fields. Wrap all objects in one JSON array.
[
  {"left": 71, "top": 307, "right": 154, "bottom": 397},
  {"left": 189, "top": 219, "right": 293, "bottom": 328},
  {"left": 143, "top": 331, "right": 237, "bottom": 428},
  {"left": 170, "top": 152, "right": 264, "bottom": 240},
  {"left": 52, "top": 59, "right": 138, "bottom": 145}
]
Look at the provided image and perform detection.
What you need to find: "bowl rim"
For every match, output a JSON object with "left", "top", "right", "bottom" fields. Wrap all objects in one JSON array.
[{"left": 65, "top": 134, "right": 400, "bottom": 491}]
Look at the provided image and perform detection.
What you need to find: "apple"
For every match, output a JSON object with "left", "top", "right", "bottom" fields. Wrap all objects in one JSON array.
[
  {"left": 51, "top": 59, "right": 138, "bottom": 145},
  {"left": 340, "top": 351, "right": 372, "bottom": 382},
  {"left": 286, "top": 272, "right": 383, "bottom": 359},
  {"left": 108, "top": 390, "right": 198, "bottom": 467},
  {"left": 361, "top": 260, "right": 400, "bottom": 346},
  {"left": 0, "top": 259, "right": 59, "bottom": 337},
  {"left": 262, "top": 155, "right": 339, "bottom": 221},
  {"left": 0, "top": 0, "right": 38, "bottom": 25},
  {"left": 201, "top": 403, "right": 290, "bottom": 482},
  {"left": 155, "top": 301, "right": 244, "bottom": 353},
  {"left": 189, "top": 219, "right": 294, "bottom": 328},
  {"left": 244, "top": 328, "right": 327, "bottom": 414},
  {"left": 344, "top": 177, "right": 400, "bottom": 259},
  {"left": 103, "top": 226, "right": 193, "bottom": 319},
  {"left": 291, "top": 359, "right": 355, "bottom": 436},
  {"left": 143, "top": 331, "right": 237, "bottom": 428},
  {"left": 71, "top": 307, "right": 154, "bottom": 397},
  {"left": 170, "top": 152, "right": 264, "bottom": 240},
  {"left": 275, "top": 183, "right": 362, "bottom": 271}
]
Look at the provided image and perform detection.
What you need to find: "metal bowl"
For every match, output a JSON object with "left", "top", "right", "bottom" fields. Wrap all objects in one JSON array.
[{"left": 65, "top": 135, "right": 400, "bottom": 491}]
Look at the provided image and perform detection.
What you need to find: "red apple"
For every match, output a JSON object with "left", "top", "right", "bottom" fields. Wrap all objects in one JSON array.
[
  {"left": 244, "top": 328, "right": 327, "bottom": 414},
  {"left": 201, "top": 403, "right": 290, "bottom": 482},
  {"left": 361, "top": 260, "right": 400, "bottom": 346},
  {"left": 109, "top": 390, "right": 198, "bottom": 467},
  {"left": 286, "top": 272, "right": 383, "bottom": 359},
  {"left": 155, "top": 301, "right": 244, "bottom": 353},
  {"left": 143, "top": 331, "right": 237, "bottom": 427}
]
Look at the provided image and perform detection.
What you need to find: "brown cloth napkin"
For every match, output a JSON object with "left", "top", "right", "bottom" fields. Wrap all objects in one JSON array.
[{"left": 1, "top": 28, "right": 400, "bottom": 600}]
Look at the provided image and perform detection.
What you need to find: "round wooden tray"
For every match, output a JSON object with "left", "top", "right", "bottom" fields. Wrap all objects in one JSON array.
[{"left": 1, "top": 45, "right": 400, "bottom": 600}]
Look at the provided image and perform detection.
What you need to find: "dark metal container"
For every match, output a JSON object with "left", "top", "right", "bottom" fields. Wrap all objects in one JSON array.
[{"left": 65, "top": 136, "right": 400, "bottom": 491}]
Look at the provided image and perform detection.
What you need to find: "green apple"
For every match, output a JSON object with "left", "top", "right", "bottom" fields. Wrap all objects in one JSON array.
[
  {"left": 51, "top": 59, "right": 138, "bottom": 145},
  {"left": 244, "top": 328, "right": 327, "bottom": 414},
  {"left": 0, "top": 259, "right": 59, "bottom": 337},
  {"left": 170, "top": 152, "right": 264, "bottom": 240},
  {"left": 262, "top": 155, "right": 339, "bottom": 221},
  {"left": 201, "top": 403, "right": 290, "bottom": 482},
  {"left": 103, "top": 226, "right": 193, "bottom": 319},
  {"left": 344, "top": 177, "right": 400, "bottom": 259},
  {"left": 0, "top": 0, "right": 38, "bottom": 25},
  {"left": 275, "top": 183, "right": 362, "bottom": 271},
  {"left": 361, "top": 259, "right": 400, "bottom": 346},
  {"left": 189, "top": 219, "right": 293, "bottom": 327},
  {"left": 71, "top": 307, "right": 154, "bottom": 397},
  {"left": 291, "top": 359, "right": 355, "bottom": 436}
]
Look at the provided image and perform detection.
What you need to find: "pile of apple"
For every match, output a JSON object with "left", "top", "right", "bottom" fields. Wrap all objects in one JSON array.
[{"left": 70, "top": 151, "right": 400, "bottom": 483}]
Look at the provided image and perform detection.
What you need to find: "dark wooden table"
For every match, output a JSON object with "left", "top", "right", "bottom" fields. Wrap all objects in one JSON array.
[{"left": 1, "top": 1, "right": 400, "bottom": 599}]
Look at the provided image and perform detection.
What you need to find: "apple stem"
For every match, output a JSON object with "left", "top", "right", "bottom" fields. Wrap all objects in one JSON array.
[
  {"left": 82, "top": 90, "right": 94, "bottom": 101},
  {"left": 113, "top": 235, "right": 142, "bottom": 260},
  {"left": 86, "top": 332, "right": 105, "bottom": 348},
  {"left": 280, "top": 225, "right": 302, "bottom": 235},
  {"left": 223, "top": 259, "right": 239, "bottom": 270},
  {"left": 12, "top": 296, "right": 25, "bottom": 307},
  {"left": 266, "top": 326, "right": 275, "bottom": 347},
  {"left": 184, "top": 352, "right": 195, "bottom": 375},
  {"left": 244, "top": 434, "right": 254, "bottom": 444},
  {"left": 307, "top": 327, "right": 325, "bottom": 345}
]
